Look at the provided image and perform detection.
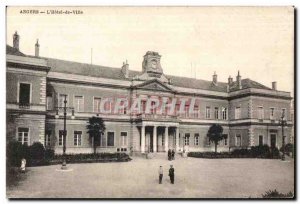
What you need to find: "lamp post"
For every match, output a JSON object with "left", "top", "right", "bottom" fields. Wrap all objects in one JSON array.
[
  {"left": 55, "top": 95, "right": 75, "bottom": 169},
  {"left": 279, "top": 111, "right": 287, "bottom": 161}
]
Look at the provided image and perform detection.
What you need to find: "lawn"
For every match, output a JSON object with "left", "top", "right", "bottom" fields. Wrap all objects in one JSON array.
[{"left": 7, "top": 155, "right": 294, "bottom": 198}]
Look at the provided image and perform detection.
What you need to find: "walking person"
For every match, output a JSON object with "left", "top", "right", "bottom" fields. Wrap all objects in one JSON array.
[
  {"left": 171, "top": 149, "right": 175, "bottom": 160},
  {"left": 20, "top": 158, "right": 26, "bottom": 173},
  {"left": 158, "top": 166, "right": 163, "bottom": 184},
  {"left": 169, "top": 165, "right": 175, "bottom": 184},
  {"left": 168, "top": 149, "right": 171, "bottom": 161}
]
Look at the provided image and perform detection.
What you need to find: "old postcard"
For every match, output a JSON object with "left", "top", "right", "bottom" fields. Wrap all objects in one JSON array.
[{"left": 6, "top": 6, "right": 295, "bottom": 199}]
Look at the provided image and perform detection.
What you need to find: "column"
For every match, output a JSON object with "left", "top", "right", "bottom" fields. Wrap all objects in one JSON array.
[
  {"left": 141, "top": 125, "right": 145, "bottom": 153},
  {"left": 153, "top": 126, "right": 157, "bottom": 152},
  {"left": 164, "top": 126, "right": 169, "bottom": 152},
  {"left": 176, "top": 127, "right": 179, "bottom": 152}
]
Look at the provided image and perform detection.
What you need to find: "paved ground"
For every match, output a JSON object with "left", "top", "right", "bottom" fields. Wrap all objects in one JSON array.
[{"left": 7, "top": 154, "right": 294, "bottom": 198}]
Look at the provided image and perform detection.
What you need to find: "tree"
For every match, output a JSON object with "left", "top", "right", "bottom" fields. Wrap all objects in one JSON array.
[
  {"left": 207, "top": 124, "right": 226, "bottom": 153},
  {"left": 86, "top": 116, "right": 106, "bottom": 154}
]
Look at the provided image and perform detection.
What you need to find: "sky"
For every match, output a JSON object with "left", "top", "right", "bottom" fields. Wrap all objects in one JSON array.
[{"left": 6, "top": 6, "right": 294, "bottom": 94}]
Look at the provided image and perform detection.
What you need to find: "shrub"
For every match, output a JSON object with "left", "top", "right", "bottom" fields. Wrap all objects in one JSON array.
[
  {"left": 280, "top": 143, "right": 294, "bottom": 156},
  {"left": 7, "top": 141, "right": 30, "bottom": 167},
  {"left": 285, "top": 143, "right": 294, "bottom": 153},
  {"left": 231, "top": 148, "right": 251, "bottom": 157},
  {"left": 7, "top": 141, "right": 54, "bottom": 167},
  {"left": 251, "top": 145, "right": 271, "bottom": 158},
  {"left": 270, "top": 147, "right": 280, "bottom": 158},
  {"left": 262, "top": 189, "right": 294, "bottom": 198},
  {"left": 30, "top": 142, "right": 45, "bottom": 161},
  {"left": 188, "top": 145, "right": 281, "bottom": 159},
  {"left": 45, "top": 149, "right": 55, "bottom": 160},
  {"left": 52, "top": 152, "right": 131, "bottom": 164}
]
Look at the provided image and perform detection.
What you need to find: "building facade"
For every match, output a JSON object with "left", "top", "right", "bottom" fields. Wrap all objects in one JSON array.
[{"left": 6, "top": 32, "right": 294, "bottom": 154}]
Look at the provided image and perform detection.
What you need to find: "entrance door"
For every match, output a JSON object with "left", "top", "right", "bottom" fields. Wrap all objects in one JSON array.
[
  {"left": 270, "top": 134, "right": 276, "bottom": 149},
  {"left": 149, "top": 134, "right": 153, "bottom": 152},
  {"left": 145, "top": 127, "right": 153, "bottom": 153}
]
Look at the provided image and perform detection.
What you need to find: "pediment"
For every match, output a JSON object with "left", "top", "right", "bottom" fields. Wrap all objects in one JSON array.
[{"left": 134, "top": 79, "right": 174, "bottom": 92}]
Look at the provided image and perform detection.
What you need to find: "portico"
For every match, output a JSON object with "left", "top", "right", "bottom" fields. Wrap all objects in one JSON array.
[{"left": 139, "top": 121, "right": 179, "bottom": 153}]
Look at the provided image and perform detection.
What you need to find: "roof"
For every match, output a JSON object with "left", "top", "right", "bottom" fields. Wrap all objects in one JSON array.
[
  {"left": 229, "top": 79, "right": 272, "bottom": 91},
  {"left": 45, "top": 57, "right": 131, "bottom": 80},
  {"left": 167, "top": 75, "right": 228, "bottom": 92},
  {"left": 6, "top": 44, "right": 272, "bottom": 92},
  {"left": 6, "top": 45, "right": 26, "bottom": 56}
]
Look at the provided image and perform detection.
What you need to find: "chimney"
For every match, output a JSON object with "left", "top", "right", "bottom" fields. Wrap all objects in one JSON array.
[
  {"left": 236, "top": 70, "right": 242, "bottom": 89},
  {"left": 228, "top": 75, "right": 233, "bottom": 85},
  {"left": 121, "top": 60, "right": 129, "bottom": 78},
  {"left": 13, "top": 31, "right": 20, "bottom": 50},
  {"left": 212, "top": 71, "right": 217, "bottom": 85},
  {"left": 35, "top": 39, "right": 40, "bottom": 57},
  {"left": 272, "top": 81, "right": 277, "bottom": 90}
]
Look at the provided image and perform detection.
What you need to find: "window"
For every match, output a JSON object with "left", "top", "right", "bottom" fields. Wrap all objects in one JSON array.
[
  {"left": 94, "top": 97, "right": 101, "bottom": 113},
  {"left": 58, "top": 94, "right": 68, "bottom": 107},
  {"left": 236, "top": 134, "right": 241, "bottom": 146},
  {"left": 235, "top": 107, "right": 241, "bottom": 119},
  {"left": 151, "top": 101, "right": 156, "bottom": 114},
  {"left": 121, "top": 132, "right": 127, "bottom": 146},
  {"left": 45, "top": 131, "right": 51, "bottom": 146},
  {"left": 74, "top": 96, "right": 84, "bottom": 112},
  {"left": 282, "top": 108, "right": 286, "bottom": 118},
  {"left": 118, "top": 100, "right": 127, "bottom": 115},
  {"left": 19, "top": 83, "right": 31, "bottom": 106},
  {"left": 74, "top": 131, "right": 82, "bottom": 146},
  {"left": 104, "top": 100, "right": 112, "bottom": 113},
  {"left": 162, "top": 134, "right": 165, "bottom": 146},
  {"left": 194, "top": 133, "right": 199, "bottom": 145},
  {"left": 193, "top": 106, "right": 199, "bottom": 118},
  {"left": 214, "top": 107, "right": 219, "bottom": 119},
  {"left": 259, "top": 135, "right": 263, "bottom": 146},
  {"left": 175, "top": 104, "right": 180, "bottom": 116},
  {"left": 222, "top": 107, "right": 227, "bottom": 120},
  {"left": 223, "top": 134, "right": 228, "bottom": 145},
  {"left": 184, "top": 105, "right": 189, "bottom": 118},
  {"left": 206, "top": 106, "right": 211, "bottom": 119},
  {"left": 258, "top": 107, "right": 264, "bottom": 119},
  {"left": 58, "top": 130, "right": 66, "bottom": 146},
  {"left": 270, "top": 108, "right": 275, "bottom": 118},
  {"left": 46, "top": 94, "right": 53, "bottom": 110},
  {"left": 17, "top": 127, "right": 29, "bottom": 145},
  {"left": 107, "top": 132, "right": 114, "bottom": 146},
  {"left": 141, "top": 100, "right": 146, "bottom": 113},
  {"left": 184, "top": 133, "right": 190, "bottom": 145}
]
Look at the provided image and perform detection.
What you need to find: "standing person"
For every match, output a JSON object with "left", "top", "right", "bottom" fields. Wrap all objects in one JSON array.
[
  {"left": 171, "top": 149, "right": 175, "bottom": 160},
  {"left": 158, "top": 166, "right": 163, "bottom": 184},
  {"left": 169, "top": 165, "right": 175, "bottom": 184},
  {"left": 20, "top": 158, "right": 26, "bottom": 173},
  {"left": 168, "top": 149, "right": 171, "bottom": 161}
]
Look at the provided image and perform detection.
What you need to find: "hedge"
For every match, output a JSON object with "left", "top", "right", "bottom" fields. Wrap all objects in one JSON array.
[
  {"left": 188, "top": 145, "right": 281, "bottom": 159},
  {"left": 50, "top": 153, "right": 131, "bottom": 164},
  {"left": 7, "top": 141, "right": 131, "bottom": 167}
]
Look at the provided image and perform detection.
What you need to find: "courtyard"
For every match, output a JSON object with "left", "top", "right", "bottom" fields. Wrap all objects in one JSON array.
[{"left": 7, "top": 155, "right": 294, "bottom": 199}]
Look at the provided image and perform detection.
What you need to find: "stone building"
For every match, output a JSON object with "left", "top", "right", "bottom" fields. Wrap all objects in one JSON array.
[{"left": 6, "top": 32, "right": 293, "bottom": 154}]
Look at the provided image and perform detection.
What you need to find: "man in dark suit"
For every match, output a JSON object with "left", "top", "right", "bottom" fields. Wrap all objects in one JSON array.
[
  {"left": 158, "top": 166, "right": 163, "bottom": 184},
  {"left": 169, "top": 165, "right": 175, "bottom": 184},
  {"left": 171, "top": 149, "right": 175, "bottom": 160},
  {"left": 168, "top": 149, "right": 171, "bottom": 160}
]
